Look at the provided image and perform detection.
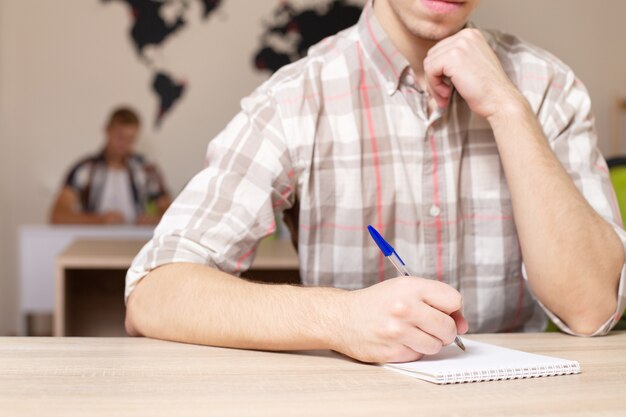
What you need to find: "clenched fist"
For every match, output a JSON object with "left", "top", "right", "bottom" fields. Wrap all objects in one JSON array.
[
  {"left": 332, "top": 277, "right": 468, "bottom": 363},
  {"left": 424, "top": 28, "right": 525, "bottom": 120}
]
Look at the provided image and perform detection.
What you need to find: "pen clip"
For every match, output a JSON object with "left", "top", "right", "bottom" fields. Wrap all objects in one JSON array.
[{"left": 392, "top": 249, "right": 406, "bottom": 266}]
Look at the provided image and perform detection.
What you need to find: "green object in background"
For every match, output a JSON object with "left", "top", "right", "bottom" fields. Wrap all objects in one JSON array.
[
  {"left": 545, "top": 320, "right": 560, "bottom": 333},
  {"left": 610, "top": 166, "right": 626, "bottom": 227},
  {"left": 145, "top": 199, "right": 157, "bottom": 216}
]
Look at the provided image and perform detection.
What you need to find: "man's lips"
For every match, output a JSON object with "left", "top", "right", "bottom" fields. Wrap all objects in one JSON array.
[{"left": 422, "top": 0, "right": 465, "bottom": 14}]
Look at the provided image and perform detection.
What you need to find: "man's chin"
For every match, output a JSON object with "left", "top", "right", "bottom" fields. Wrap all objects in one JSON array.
[{"left": 410, "top": 22, "right": 466, "bottom": 42}]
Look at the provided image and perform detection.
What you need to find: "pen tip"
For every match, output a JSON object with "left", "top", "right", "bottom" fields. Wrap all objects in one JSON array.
[{"left": 455, "top": 337, "right": 466, "bottom": 351}]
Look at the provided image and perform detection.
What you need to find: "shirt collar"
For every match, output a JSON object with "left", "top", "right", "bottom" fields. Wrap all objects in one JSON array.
[
  {"left": 357, "top": 0, "right": 410, "bottom": 96},
  {"left": 357, "top": 3, "right": 491, "bottom": 97}
]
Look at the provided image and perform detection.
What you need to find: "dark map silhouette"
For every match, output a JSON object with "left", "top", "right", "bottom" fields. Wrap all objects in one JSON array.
[
  {"left": 103, "top": 0, "right": 362, "bottom": 127},
  {"left": 153, "top": 72, "right": 186, "bottom": 128},
  {"left": 102, "top": 0, "right": 222, "bottom": 127},
  {"left": 254, "top": 0, "right": 363, "bottom": 73}
]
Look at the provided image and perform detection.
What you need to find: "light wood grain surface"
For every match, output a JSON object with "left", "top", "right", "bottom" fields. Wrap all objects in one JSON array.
[{"left": 1, "top": 332, "right": 625, "bottom": 417}]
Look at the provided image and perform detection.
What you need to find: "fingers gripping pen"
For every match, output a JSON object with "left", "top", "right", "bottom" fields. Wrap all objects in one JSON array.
[{"left": 367, "top": 225, "right": 465, "bottom": 352}]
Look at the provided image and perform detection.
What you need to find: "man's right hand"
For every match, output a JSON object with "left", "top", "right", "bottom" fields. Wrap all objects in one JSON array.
[
  {"left": 99, "top": 211, "right": 125, "bottom": 224},
  {"left": 333, "top": 277, "right": 468, "bottom": 363}
]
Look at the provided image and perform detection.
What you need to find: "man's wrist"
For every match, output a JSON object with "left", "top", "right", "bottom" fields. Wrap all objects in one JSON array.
[
  {"left": 306, "top": 286, "right": 350, "bottom": 352},
  {"left": 486, "top": 89, "right": 532, "bottom": 129}
]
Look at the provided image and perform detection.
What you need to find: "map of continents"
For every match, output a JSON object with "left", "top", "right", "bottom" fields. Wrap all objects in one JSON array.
[
  {"left": 103, "top": 0, "right": 363, "bottom": 128},
  {"left": 102, "top": 0, "right": 222, "bottom": 128}
]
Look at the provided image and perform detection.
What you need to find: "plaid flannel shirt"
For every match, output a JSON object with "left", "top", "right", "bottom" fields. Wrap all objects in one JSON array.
[{"left": 127, "top": 1, "right": 626, "bottom": 335}]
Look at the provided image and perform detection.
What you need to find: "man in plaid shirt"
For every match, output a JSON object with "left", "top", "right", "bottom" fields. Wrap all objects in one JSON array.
[{"left": 125, "top": 0, "right": 626, "bottom": 363}]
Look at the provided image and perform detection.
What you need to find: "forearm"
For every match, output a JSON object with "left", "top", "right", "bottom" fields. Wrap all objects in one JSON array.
[
  {"left": 488, "top": 97, "right": 624, "bottom": 334},
  {"left": 125, "top": 263, "right": 346, "bottom": 351}
]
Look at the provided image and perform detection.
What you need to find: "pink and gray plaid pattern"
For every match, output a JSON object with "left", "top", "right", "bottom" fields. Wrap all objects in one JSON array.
[{"left": 127, "top": 1, "right": 626, "bottom": 335}]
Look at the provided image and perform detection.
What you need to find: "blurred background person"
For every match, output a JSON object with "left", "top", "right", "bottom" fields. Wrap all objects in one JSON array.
[{"left": 50, "top": 106, "right": 171, "bottom": 225}]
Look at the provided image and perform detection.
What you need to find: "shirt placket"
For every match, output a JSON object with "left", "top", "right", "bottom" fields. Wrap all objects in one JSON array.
[
  {"left": 401, "top": 75, "right": 447, "bottom": 282},
  {"left": 424, "top": 121, "right": 447, "bottom": 282}
]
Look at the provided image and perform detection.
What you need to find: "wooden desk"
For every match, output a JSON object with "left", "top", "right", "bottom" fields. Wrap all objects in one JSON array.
[
  {"left": 0, "top": 332, "right": 624, "bottom": 416},
  {"left": 18, "top": 225, "right": 155, "bottom": 335},
  {"left": 55, "top": 238, "right": 299, "bottom": 337}
]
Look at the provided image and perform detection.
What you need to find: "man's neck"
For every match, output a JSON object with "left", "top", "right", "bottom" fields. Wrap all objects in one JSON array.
[
  {"left": 373, "top": 0, "right": 436, "bottom": 88},
  {"left": 103, "top": 149, "right": 127, "bottom": 169}
]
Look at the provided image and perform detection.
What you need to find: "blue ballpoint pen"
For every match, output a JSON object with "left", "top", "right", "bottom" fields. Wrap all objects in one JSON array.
[{"left": 367, "top": 225, "right": 466, "bottom": 352}]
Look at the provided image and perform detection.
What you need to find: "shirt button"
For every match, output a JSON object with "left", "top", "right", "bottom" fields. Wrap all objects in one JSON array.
[
  {"left": 429, "top": 205, "right": 441, "bottom": 217},
  {"left": 405, "top": 74, "right": 415, "bottom": 86}
]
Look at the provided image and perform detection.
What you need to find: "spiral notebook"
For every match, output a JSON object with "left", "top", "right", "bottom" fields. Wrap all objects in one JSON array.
[{"left": 385, "top": 339, "right": 580, "bottom": 384}]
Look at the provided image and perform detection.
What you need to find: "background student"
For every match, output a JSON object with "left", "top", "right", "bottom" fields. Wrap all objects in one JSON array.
[{"left": 50, "top": 106, "right": 171, "bottom": 225}]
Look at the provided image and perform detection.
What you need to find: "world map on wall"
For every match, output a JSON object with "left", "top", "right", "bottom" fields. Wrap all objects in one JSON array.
[
  {"left": 102, "top": 0, "right": 223, "bottom": 128},
  {"left": 103, "top": 0, "right": 363, "bottom": 128},
  {"left": 254, "top": 0, "right": 362, "bottom": 74}
]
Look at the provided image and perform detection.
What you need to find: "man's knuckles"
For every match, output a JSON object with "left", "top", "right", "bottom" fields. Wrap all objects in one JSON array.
[
  {"left": 380, "top": 321, "right": 404, "bottom": 340},
  {"left": 390, "top": 300, "right": 410, "bottom": 317}
]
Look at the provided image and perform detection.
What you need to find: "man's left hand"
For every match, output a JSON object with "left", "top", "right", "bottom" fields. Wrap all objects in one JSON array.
[{"left": 423, "top": 28, "right": 523, "bottom": 120}]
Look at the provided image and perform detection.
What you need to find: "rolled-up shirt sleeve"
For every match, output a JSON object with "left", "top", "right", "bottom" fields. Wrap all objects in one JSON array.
[
  {"left": 522, "top": 68, "right": 626, "bottom": 336},
  {"left": 125, "top": 87, "right": 296, "bottom": 302}
]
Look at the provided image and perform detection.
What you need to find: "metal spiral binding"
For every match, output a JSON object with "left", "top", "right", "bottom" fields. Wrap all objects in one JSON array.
[{"left": 439, "top": 362, "right": 580, "bottom": 384}]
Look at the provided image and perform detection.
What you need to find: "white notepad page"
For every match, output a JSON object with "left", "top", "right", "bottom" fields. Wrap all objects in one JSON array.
[{"left": 385, "top": 339, "right": 580, "bottom": 384}]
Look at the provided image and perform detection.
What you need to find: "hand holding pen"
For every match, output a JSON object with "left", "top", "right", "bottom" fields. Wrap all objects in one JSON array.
[
  {"left": 328, "top": 226, "right": 468, "bottom": 363},
  {"left": 368, "top": 225, "right": 467, "bottom": 353}
]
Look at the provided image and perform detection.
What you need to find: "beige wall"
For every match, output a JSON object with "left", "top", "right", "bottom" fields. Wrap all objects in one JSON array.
[
  {"left": 473, "top": 0, "right": 626, "bottom": 156},
  {"left": 0, "top": 0, "right": 625, "bottom": 335}
]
